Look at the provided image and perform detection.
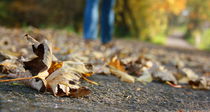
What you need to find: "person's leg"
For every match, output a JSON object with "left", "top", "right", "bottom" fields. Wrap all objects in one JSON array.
[
  {"left": 83, "top": 0, "right": 100, "bottom": 40},
  {"left": 101, "top": 0, "right": 115, "bottom": 44}
]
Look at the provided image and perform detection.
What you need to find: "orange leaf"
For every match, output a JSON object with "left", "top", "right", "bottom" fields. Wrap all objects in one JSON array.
[
  {"left": 83, "top": 73, "right": 93, "bottom": 77},
  {"left": 108, "top": 57, "right": 126, "bottom": 72},
  {"left": 48, "top": 61, "right": 63, "bottom": 74}
]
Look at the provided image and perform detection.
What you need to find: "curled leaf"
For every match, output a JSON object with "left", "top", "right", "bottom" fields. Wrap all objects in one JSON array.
[
  {"left": 0, "top": 34, "right": 93, "bottom": 97},
  {"left": 23, "top": 39, "right": 52, "bottom": 76}
]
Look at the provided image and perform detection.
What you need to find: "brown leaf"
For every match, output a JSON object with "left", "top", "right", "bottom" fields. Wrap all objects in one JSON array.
[
  {"left": 108, "top": 57, "right": 135, "bottom": 83},
  {"left": 124, "top": 56, "right": 152, "bottom": 77},
  {"left": 0, "top": 35, "right": 93, "bottom": 97},
  {"left": 69, "top": 87, "right": 91, "bottom": 97},
  {"left": 23, "top": 39, "right": 52, "bottom": 76}
]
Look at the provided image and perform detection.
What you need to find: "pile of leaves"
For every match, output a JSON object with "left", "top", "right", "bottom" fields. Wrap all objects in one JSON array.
[
  {"left": 106, "top": 56, "right": 210, "bottom": 90},
  {"left": 0, "top": 28, "right": 209, "bottom": 98},
  {"left": 0, "top": 34, "right": 95, "bottom": 97}
]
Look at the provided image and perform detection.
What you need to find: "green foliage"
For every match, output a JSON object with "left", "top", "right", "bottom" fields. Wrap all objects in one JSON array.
[
  {"left": 0, "top": 0, "right": 13, "bottom": 25},
  {"left": 0, "top": 2, "right": 7, "bottom": 18},
  {"left": 184, "top": 0, "right": 210, "bottom": 38},
  {"left": 197, "top": 29, "right": 210, "bottom": 51}
]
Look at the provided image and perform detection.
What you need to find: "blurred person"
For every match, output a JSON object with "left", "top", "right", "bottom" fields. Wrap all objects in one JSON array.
[{"left": 83, "top": 0, "right": 115, "bottom": 45}]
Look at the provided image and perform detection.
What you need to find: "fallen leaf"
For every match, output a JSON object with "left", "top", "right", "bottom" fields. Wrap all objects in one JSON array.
[
  {"left": 0, "top": 34, "right": 94, "bottom": 97},
  {"left": 152, "top": 70, "right": 177, "bottom": 84},
  {"left": 23, "top": 35, "right": 53, "bottom": 76},
  {"left": 189, "top": 76, "right": 210, "bottom": 90},
  {"left": 149, "top": 63, "right": 177, "bottom": 84},
  {"left": 48, "top": 61, "right": 63, "bottom": 74},
  {"left": 108, "top": 56, "right": 126, "bottom": 72},
  {"left": 109, "top": 66, "right": 135, "bottom": 83},
  {"left": 69, "top": 87, "right": 91, "bottom": 98},
  {"left": 136, "top": 70, "right": 153, "bottom": 83}
]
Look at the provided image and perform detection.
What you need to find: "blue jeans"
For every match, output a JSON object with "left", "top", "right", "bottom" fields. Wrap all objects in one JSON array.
[{"left": 83, "top": 0, "right": 115, "bottom": 44}]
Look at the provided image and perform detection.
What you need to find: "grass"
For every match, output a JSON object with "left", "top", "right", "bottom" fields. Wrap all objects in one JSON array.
[
  {"left": 186, "top": 28, "right": 210, "bottom": 51},
  {"left": 150, "top": 33, "right": 166, "bottom": 45},
  {"left": 22, "top": 24, "right": 76, "bottom": 32},
  {"left": 116, "top": 33, "right": 167, "bottom": 46}
]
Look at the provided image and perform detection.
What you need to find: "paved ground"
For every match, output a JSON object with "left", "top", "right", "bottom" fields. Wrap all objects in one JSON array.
[
  {"left": 0, "top": 41, "right": 210, "bottom": 112},
  {"left": 0, "top": 74, "right": 210, "bottom": 112},
  {"left": 166, "top": 31, "right": 194, "bottom": 49}
]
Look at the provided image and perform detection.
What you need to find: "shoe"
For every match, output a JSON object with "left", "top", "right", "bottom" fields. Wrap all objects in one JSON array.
[
  {"left": 84, "top": 39, "right": 97, "bottom": 48},
  {"left": 101, "top": 41, "right": 115, "bottom": 48}
]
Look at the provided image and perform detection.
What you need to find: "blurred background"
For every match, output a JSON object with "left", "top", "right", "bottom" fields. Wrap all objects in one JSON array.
[{"left": 0, "top": 0, "right": 210, "bottom": 50}]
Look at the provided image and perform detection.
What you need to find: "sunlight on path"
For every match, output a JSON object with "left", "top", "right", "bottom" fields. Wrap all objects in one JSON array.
[{"left": 166, "top": 32, "right": 194, "bottom": 49}]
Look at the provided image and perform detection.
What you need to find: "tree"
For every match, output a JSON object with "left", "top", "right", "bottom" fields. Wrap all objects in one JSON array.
[
  {"left": 184, "top": 0, "right": 210, "bottom": 39},
  {"left": 115, "top": 0, "right": 186, "bottom": 41}
]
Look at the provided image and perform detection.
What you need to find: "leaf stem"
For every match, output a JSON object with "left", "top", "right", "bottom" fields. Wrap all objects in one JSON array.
[
  {"left": 0, "top": 76, "right": 39, "bottom": 82},
  {"left": 82, "top": 76, "right": 99, "bottom": 85}
]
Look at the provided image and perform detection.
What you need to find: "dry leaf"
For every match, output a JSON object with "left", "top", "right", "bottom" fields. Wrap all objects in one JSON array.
[
  {"left": 108, "top": 56, "right": 126, "bottom": 72},
  {"left": 125, "top": 56, "right": 152, "bottom": 77},
  {"left": 69, "top": 87, "right": 91, "bottom": 98},
  {"left": 178, "top": 68, "right": 199, "bottom": 84},
  {"left": 48, "top": 61, "right": 63, "bottom": 74},
  {"left": 0, "top": 34, "right": 93, "bottom": 97},
  {"left": 136, "top": 70, "right": 153, "bottom": 83},
  {"left": 108, "top": 56, "right": 135, "bottom": 83},
  {"left": 45, "top": 61, "right": 93, "bottom": 96},
  {"left": 153, "top": 70, "right": 177, "bottom": 84},
  {"left": 189, "top": 76, "right": 210, "bottom": 90},
  {"left": 0, "top": 59, "right": 25, "bottom": 74},
  {"left": 149, "top": 63, "right": 177, "bottom": 84},
  {"left": 109, "top": 66, "right": 135, "bottom": 83},
  {"left": 23, "top": 35, "right": 52, "bottom": 76}
]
